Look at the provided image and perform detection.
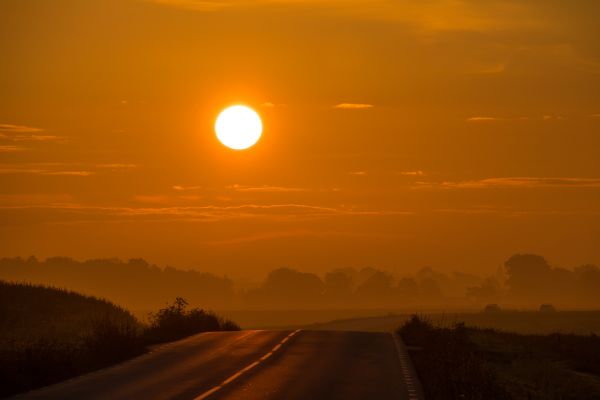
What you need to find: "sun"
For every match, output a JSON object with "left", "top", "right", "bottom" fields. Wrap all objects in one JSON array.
[{"left": 215, "top": 105, "right": 263, "bottom": 150}]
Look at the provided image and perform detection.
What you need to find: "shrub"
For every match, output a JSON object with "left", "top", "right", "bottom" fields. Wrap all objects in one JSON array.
[{"left": 145, "top": 297, "right": 240, "bottom": 343}]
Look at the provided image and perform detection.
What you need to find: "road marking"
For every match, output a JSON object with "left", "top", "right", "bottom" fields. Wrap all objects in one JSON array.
[
  {"left": 194, "top": 330, "right": 301, "bottom": 400},
  {"left": 390, "top": 332, "right": 424, "bottom": 400}
]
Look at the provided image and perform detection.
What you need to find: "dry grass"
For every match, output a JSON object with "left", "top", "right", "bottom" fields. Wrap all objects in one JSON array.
[{"left": 399, "top": 315, "right": 600, "bottom": 400}]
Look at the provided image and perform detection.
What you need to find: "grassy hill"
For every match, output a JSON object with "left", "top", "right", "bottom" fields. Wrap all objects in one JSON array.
[
  {"left": 0, "top": 281, "right": 239, "bottom": 398},
  {"left": 0, "top": 280, "right": 140, "bottom": 346}
]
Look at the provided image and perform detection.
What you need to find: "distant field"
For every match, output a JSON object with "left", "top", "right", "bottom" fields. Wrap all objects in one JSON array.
[
  {"left": 307, "top": 310, "right": 600, "bottom": 334},
  {"left": 132, "top": 308, "right": 416, "bottom": 329}
]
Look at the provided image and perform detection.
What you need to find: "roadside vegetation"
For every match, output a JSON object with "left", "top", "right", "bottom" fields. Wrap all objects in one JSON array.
[
  {"left": 0, "top": 281, "right": 239, "bottom": 398},
  {"left": 398, "top": 315, "right": 600, "bottom": 399}
]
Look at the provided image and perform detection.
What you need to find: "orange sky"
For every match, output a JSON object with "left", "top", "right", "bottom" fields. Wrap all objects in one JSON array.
[{"left": 1, "top": 0, "right": 599, "bottom": 279}]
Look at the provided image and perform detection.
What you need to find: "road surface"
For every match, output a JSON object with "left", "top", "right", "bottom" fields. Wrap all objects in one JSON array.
[{"left": 14, "top": 330, "right": 423, "bottom": 400}]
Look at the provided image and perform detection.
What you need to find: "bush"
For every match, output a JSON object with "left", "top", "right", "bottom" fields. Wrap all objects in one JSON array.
[{"left": 145, "top": 297, "right": 240, "bottom": 343}]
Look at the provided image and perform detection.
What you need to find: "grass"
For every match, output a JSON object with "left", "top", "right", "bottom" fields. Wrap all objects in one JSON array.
[
  {"left": 398, "top": 315, "right": 600, "bottom": 400},
  {"left": 0, "top": 281, "right": 240, "bottom": 398}
]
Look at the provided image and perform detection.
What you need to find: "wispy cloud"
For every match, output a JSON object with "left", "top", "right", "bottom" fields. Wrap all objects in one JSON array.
[
  {"left": 398, "top": 170, "right": 425, "bottom": 176},
  {"left": 0, "top": 124, "right": 43, "bottom": 133},
  {"left": 261, "top": 102, "right": 286, "bottom": 108},
  {"left": 432, "top": 206, "right": 594, "bottom": 217},
  {"left": 0, "top": 162, "right": 135, "bottom": 176},
  {"left": 467, "top": 117, "right": 502, "bottom": 122},
  {"left": 0, "top": 193, "right": 74, "bottom": 205},
  {"left": 95, "top": 163, "right": 138, "bottom": 169},
  {"left": 334, "top": 103, "right": 374, "bottom": 110},
  {"left": 227, "top": 184, "right": 306, "bottom": 192},
  {"left": 467, "top": 115, "right": 567, "bottom": 123},
  {"left": 145, "top": 0, "right": 538, "bottom": 35},
  {"left": 0, "top": 145, "right": 25, "bottom": 152},
  {"left": 349, "top": 171, "right": 367, "bottom": 176},
  {"left": 543, "top": 115, "right": 564, "bottom": 121},
  {"left": 173, "top": 185, "right": 203, "bottom": 191},
  {"left": 133, "top": 195, "right": 170, "bottom": 203},
  {"left": 0, "top": 123, "right": 66, "bottom": 143},
  {"left": 417, "top": 177, "right": 600, "bottom": 189},
  {"left": 0, "top": 203, "right": 412, "bottom": 225},
  {"left": 0, "top": 168, "right": 94, "bottom": 176},
  {"left": 150, "top": 0, "right": 231, "bottom": 11},
  {"left": 45, "top": 171, "right": 94, "bottom": 176},
  {"left": 205, "top": 229, "right": 388, "bottom": 246}
]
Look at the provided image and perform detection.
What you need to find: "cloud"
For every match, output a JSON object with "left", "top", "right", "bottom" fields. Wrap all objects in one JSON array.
[
  {"left": 204, "top": 229, "right": 387, "bottom": 246},
  {"left": 590, "top": 114, "right": 600, "bottom": 118},
  {"left": 133, "top": 195, "right": 171, "bottom": 203},
  {"left": 145, "top": 0, "right": 534, "bottom": 32},
  {"left": 43, "top": 171, "right": 94, "bottom": 176},
  {"left": 398, "top": 170, "right": 425, "bottom": 176},
  {"left": 349, "top": 171, "right": 367, "bottom": 176},
  {"left": 0, "top": 145, "right": 25, "bottom": 152},
  {"left": 227, "top": 184, "right": 306, "bottom": 192},
  {"left": 467, "top": 62, "right": 508, "bottom": 75},
  {"left": 95, "top": 163, "right": 138, "bottom": 169},
  {"left": 0, "top": 124, "right": 66, "bottom": 143},
  {"left": 0, "top": 168, "right": 94, "bottom": 176},
  {"left": 0, "top": 203, "right": 412, "bottom": 225},
  {"left": 149, "top": 0, "right": 231, "bottom": 11},
  {"left": 10, "top": 135, "right": 65, "bottom": 142},
  {"left": 418, "top": 177, "right": 600, "bottom": 189},
  {"left": 205, "top": 230, "right": 319, "bottom": 246},
  {"left": 0, "top": 162, "right": 134, "bottom": 176},
  {"left": 467, "top": 117, "right": 502, "bottom": 122},
  {"left": 261, "top": 102, "right": 286, "bottom": 108},
  {"left": 173, "top": 185, "right": 203, "bottom": 191},
  {"left": 0, "top": 193, "right": 74, "bottom": 206},
  {"left": 467, "top": 115, "right": 568, "bottom": 123},
  {"left": 334, "top": 103, "right": 374, "bottom": 110},
  {"left": 0, "top": 124, "right": 43, "bottom": 134},
  {"left": 431, "top": 207, "right": 578, "bottom": 217},
  {"left": 543, "top": 115, "right": 564, "bottom": 121}
]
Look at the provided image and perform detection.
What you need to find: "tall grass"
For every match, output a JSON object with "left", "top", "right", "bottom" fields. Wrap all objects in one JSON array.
[
  {"left": 0, "top": 282, "right": 240, "bottom": 398},
  {"left": 398, "top": 315, "right": 510, "bottom": 399},
  {"left": 0, "top": 314, "right": 145, "bottom": 398},
  {"left": 399, "top": 315, "right": 600, "bottom": 399}
]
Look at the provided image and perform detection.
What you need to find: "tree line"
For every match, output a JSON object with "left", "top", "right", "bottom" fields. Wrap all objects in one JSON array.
[{"left": 0, "top": 254, "right": 598, "bottom": 310}]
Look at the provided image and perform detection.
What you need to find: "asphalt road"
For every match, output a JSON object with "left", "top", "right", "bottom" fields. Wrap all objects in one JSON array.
[{"left": 14, "top": 330, "right": 422, "bottom": 400}]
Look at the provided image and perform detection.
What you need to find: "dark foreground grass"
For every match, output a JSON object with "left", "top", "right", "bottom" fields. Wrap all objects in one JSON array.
[
  {"left": 398, "top": 315, "right": 600, "bottom": 400},
  {"left": 0, "top": 281, "right": 239, "bottom": 398}
]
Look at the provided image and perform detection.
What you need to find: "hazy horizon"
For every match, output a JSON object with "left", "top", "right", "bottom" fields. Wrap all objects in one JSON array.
[{"left": 2, "top": 253, "right": 598, "bottom": 314}]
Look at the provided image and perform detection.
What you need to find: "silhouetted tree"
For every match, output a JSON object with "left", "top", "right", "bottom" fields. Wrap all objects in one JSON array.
[
  {"left": 467, "top": 277, "right": 501, "bottom": 304},
  {"left": 246, "top": 268, "right": 324, "bottom": 308},
  {"left": 355, "top": 270, "right": 395, "bottom": 305},
  {"left": 324, "top": 270, "right": 353, "bottom": 305}
]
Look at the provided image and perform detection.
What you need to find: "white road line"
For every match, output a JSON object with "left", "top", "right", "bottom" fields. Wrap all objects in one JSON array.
[
  {"left": 194, "top": 330, "right": 301, "bottom": 400},
  {"left": 390, "top": 332, "right": 424, "bottom": 400}
]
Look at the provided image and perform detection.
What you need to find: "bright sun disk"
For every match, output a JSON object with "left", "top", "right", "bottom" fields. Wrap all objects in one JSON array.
[{"left": 215, "top": 105, "right": 262, "bottom": 150}]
